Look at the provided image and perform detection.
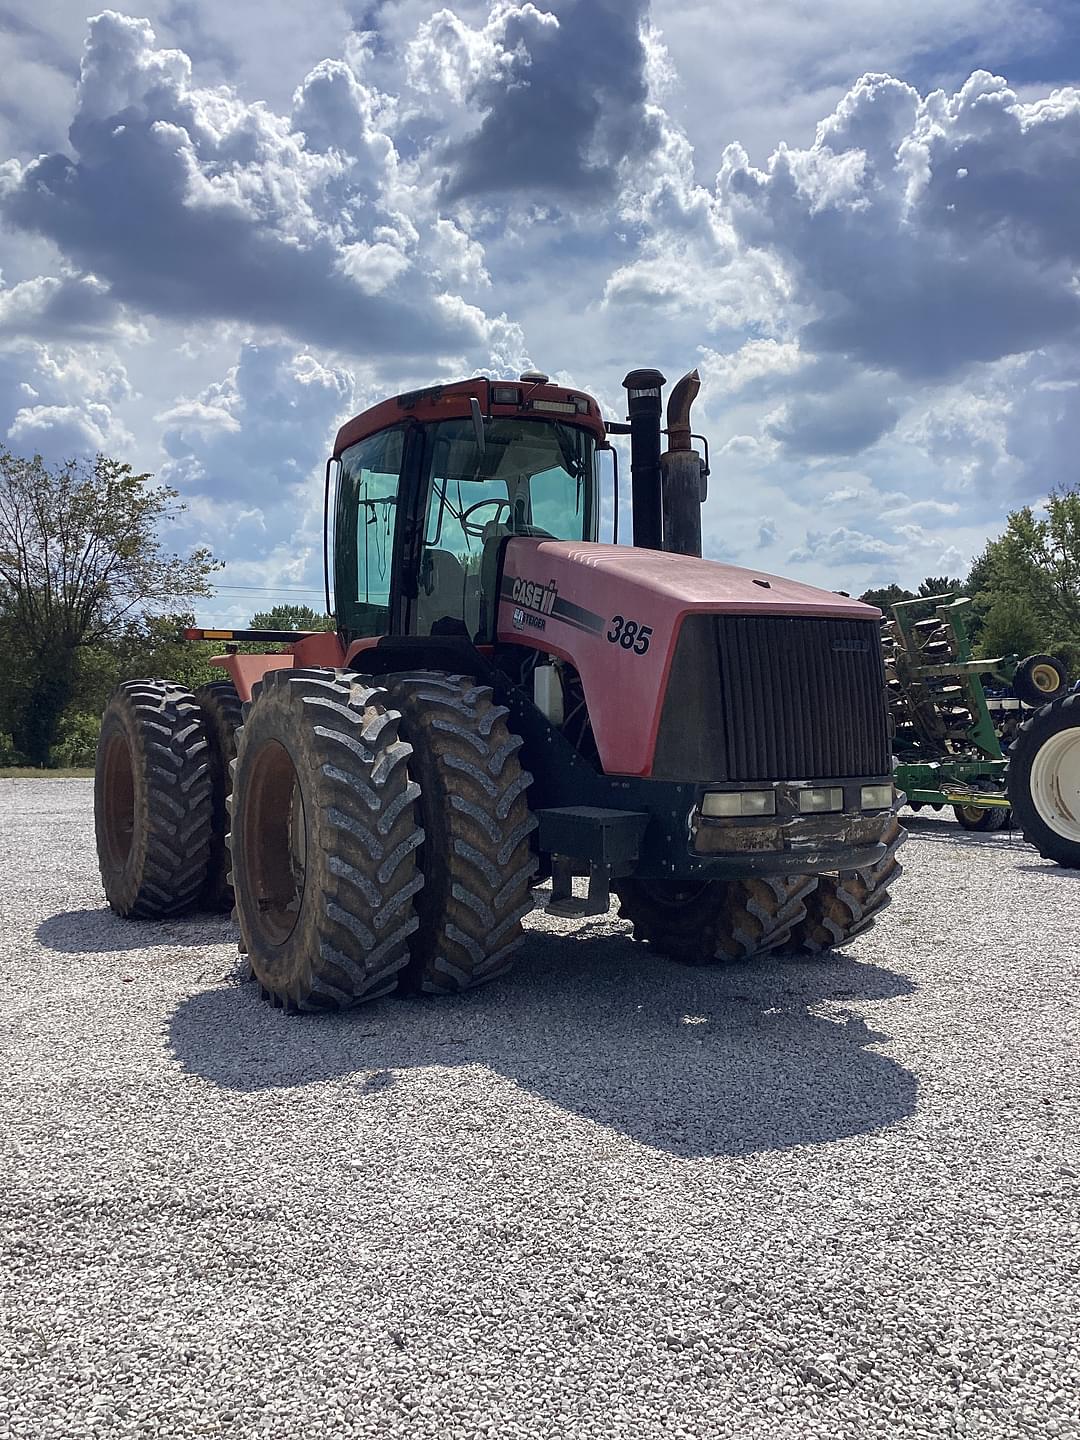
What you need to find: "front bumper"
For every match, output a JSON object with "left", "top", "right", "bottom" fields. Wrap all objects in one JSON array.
[
  {"left": 670, "top": 778, "right": 896, "bottom": 879},
  {"left": 690, "top": 812, "right": 889, "bottom": 876}
]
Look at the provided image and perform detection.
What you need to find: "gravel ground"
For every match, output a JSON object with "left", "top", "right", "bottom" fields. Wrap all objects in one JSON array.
[{"left": 2, "top": 780, "right": 1079, "bottom": 1440}]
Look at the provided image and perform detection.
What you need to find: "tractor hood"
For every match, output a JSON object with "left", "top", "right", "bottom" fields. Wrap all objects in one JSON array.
[{"left": 497, "top": 539, "right": 881, "bottom": 777}]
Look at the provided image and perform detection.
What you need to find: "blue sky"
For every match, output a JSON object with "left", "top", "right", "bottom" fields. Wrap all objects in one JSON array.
[{"left": 1, "top": 0, "right": 1078, "bottom": 622}]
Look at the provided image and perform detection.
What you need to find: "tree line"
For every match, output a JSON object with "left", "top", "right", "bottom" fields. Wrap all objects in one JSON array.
[
  {"left": 1, "top": 448, "right": 1077, "bottom": 768},
  {"left": 861, "top": 487, "right": 1080, "bottom": 674}
]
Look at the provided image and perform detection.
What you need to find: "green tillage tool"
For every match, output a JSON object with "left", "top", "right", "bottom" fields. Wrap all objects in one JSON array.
[{"left": 885, "top": 594, "right": 1017, "bottom": 821}]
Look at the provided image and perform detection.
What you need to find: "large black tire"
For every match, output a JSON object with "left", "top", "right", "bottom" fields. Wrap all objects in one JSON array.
[
  {"left": 194, "top": 680, "right": 244, "bottom": 910},
  {"left": 1007, "top": 692, "right": 1080, "bottom": 868},
  {"left": 953, "top": 802, "right": 1009, "bottom": 832},
  {"left": 788, "top": 814, "right": 906, "bottom": 953},
  {"left": 228, "top": 669, "right": 424, "bottom": 1010},
  {"left": 380, "top": 671, "right": 537, "bottom": 995},
  {"left": 615, "top": 874, "right": 816, "bottom": 963},
  {"left": 94, "top": 681, "right": 213, "bottom": 918},
  {"left": 1013, "top": 654, "right": 1068, "bottom": 709}
]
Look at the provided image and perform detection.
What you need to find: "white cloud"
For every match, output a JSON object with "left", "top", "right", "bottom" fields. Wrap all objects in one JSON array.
[
  {"left": 715, "top": 71, "right": 1080, "bottom": 379},
  {"left": 3, "top": 4, "right": 1080, "bottom": 602},
  {"left": 0, "top": 273, "right": 135, "bottom": 340},
  {"left": 0, "top": 11, "right": 511, "bottom": 364},
  {"left": 789, "top": 525, "right": 906, "bottom": 566},
  {"left": 7, "top": 400, "right": 133, "bottom": 457},
  {"left": 700, "top": 340, "right": 804, "bottom": 394},
  {"left": 880, "top": 497, "right": 961, "bottom": 520},
  {"left": 823, "top": 486, "right": 863, "bottom": 505}
]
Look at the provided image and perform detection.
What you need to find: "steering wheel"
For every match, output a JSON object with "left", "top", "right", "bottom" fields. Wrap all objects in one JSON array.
[{"left": 460, "top": 497, "right": 511, "bottom": 538}]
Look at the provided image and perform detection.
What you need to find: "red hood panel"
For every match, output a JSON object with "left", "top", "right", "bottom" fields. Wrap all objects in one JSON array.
[
  {"left": 528, "top": 542, "right": 876, "bottom": 618},
  {"left": 497, "top": 540, "right": 879, "bottom": 776}
]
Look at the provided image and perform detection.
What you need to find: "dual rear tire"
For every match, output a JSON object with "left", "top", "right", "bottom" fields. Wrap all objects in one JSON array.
[
  {"left": 95, "top": 682, "right": 214, "bottom": 918},
  {"left": 95, "top": 679, "right": 242, "bottom": 918},
  {"left": 95, "top": 667, "right": 538, "bottom": 1010}
]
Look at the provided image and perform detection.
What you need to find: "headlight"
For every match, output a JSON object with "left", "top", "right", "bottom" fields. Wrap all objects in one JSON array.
[
  {"left": 797, "top": 787, "right": 844, "bottom": 814},
  {"left": 701, "top": 790, "right": 776, "bottom": 818},
  {"left": 861, "top": 783, "right": 894, "bottom": 810}
]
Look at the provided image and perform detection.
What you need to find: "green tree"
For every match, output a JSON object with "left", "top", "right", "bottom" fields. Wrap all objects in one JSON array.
[
  {"left": 0, "top": 451, "right": 218, "bottom": 766},
  {"left": 859, "top": 583, "right": 914, "bottom": 611},
  {"left": 975, "top": 593, "right": 1045, "bottom": 661},
  {"left": 249, "top": 603, "right": 334, "bottom": 632},
  {"left": 917, "top": 575, "right": 964, "bottom": 598},
  {"left": 963, "top": 545, "right": 995, "bottom": 599},
  {"left": 972, "top": 487, "right": 1080, "bottom": 671}
]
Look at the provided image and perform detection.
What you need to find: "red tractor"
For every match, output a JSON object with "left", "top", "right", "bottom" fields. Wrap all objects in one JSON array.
[{"left": 94, "top": 366, "right": 905, "bottom": 1009}]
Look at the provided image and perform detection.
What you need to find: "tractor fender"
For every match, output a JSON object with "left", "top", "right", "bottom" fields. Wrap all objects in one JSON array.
[{"left": 211, "top": 631, "right": 347, "bottom": 702}]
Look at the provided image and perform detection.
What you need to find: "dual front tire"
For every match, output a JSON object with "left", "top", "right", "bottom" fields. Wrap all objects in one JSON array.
[{"left": 616, "top": 814, "right": 906, "bottom": 961}]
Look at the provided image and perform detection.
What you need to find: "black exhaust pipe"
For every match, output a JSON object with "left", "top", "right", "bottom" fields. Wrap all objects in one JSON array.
[{"left": 622, "top": 368, "right": 666, "bottom": 551}]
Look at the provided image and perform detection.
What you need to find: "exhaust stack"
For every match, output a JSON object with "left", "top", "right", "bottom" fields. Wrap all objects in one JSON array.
[
  {"left": 622, "top": 368, "right": 666, "bottom": 552},
  {"left": 661, "top": 368, "right": 706, "bottom": 558}
]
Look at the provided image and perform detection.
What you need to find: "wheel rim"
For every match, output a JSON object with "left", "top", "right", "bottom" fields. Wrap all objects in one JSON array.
[
  {"left": 100, "top": 732, "right": 135, "bottom": 869},
  {"left": 1031, "top": 663, "right": 1061, "bottom": 695},
  {"left": 959, "top": 805, "right": 984, "bottom": 825},
  {"left": 243, "top": 739, "right": 307, "bottom": 945},
  {"left": 1029, "top": 728, "right": 1080, "bottom": 843}
]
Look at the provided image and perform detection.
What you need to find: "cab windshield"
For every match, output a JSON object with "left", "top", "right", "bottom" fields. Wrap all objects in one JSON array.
[{"left": 417, "top": 417, "right": 596, "bottom": 639}]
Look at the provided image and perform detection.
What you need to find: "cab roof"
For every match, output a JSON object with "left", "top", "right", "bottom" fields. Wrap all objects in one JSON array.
[{"left": 332, "top": 376, "right": 607, "bottom": 457}]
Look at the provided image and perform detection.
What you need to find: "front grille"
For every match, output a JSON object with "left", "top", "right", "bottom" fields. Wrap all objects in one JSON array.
[
  {"left": 650, "top": 613, "right": 891, "bottom": 782},
  {"left": 717, "top": 614, "right": 890, "bottom": 781}
]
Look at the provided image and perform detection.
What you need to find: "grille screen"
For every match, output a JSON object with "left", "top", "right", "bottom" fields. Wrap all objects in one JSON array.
[
  {"left": 651, "top": 613, "right": 891, "bottom": 782},
  {"left": 717, "top": 614, "right": 890, "bottom": 781}
]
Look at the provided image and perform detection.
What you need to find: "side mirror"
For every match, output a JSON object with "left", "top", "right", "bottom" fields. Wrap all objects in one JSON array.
[
  {"left": 470, "top": 397, "right": 486, "bottom": 454},
  {"left": 597, "top": 443, "right": 619, "bottom": 544}
]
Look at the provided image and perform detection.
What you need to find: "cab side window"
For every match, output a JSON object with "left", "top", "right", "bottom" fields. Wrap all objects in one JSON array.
[{"left": 335, "top": 428, "right": 404, "bottom": 638}]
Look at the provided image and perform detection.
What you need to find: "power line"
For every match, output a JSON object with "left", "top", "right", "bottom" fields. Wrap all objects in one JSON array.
[{"left": 209, "top": 583, "right": 324, "bottom": 594}]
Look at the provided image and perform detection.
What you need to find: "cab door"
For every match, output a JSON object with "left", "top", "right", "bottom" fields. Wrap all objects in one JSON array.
[{"left": 334, "top": 426, "right": 406, "bottom": 640}]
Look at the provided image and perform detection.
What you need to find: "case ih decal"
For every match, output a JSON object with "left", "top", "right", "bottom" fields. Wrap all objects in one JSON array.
[
  {"left": 501, "top": 574, "right": 607, "bottom": 636},
  {"left": 511, "top": 576, "right": 558, "bottom": 616}
]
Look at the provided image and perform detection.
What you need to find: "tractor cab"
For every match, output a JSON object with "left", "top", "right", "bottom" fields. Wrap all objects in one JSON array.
[{"left": 329, "top": 374, "right": 606, "bottom": 646}]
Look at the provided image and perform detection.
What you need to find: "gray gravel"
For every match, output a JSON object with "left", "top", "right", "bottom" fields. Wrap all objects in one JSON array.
[{"left": 2, "top": 780, "right": 1079, "bottom": 1440}]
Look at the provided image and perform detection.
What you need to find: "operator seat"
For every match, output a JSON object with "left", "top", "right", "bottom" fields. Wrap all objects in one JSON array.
[{"left": 417, "top": 547, "right": 469, "bottom": 635}]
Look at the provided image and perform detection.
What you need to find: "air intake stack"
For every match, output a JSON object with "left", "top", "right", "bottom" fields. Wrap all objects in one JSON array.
[{"left": 622, "top": 368, "right": 666, "bottom": 552}]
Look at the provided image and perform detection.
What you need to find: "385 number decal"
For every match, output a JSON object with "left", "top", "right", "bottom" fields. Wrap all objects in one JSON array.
[{"left": 607, "top": 616, "right": 653, "bottom": 654}]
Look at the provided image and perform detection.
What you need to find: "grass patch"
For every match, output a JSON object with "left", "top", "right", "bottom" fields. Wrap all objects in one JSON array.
[{"left": 0, "top": 767, "right": 95, "bottom": 779}]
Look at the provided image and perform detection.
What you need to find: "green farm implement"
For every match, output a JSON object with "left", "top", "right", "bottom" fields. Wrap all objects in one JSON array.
[{"left": 882, "top": 593, "right": 1067, "bottom": 833}]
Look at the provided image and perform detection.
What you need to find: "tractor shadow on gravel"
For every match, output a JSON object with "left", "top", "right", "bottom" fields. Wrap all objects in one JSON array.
[
  {"left": 167, "top": 922, "right": 918, "bottom": 1159},
  {"left": 37, "top": 907, "right": 237, "bottom": 953}
]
